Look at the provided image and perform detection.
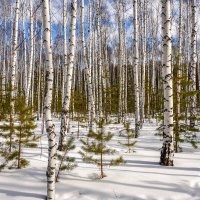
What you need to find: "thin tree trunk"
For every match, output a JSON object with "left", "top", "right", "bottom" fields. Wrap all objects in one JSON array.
[
  {"left": 37, "top": 23, "right": 43, "bottom": 120},
  {"left": 141, "top": 0, "right": 147, "bottom": 126},
  {"left": 2, "top": 1, "right": 7, "bottom": 100},
  {"left": 174, "top": 0, "right": 182, "bottom": 153},
  {"left": 58, "top": 0, "right": 77, "bottom": 151},
  {"left": 26, "top": 0, "right": 34, "bottom": 105},
  {"left": 133, "top": 0, "right": 140, "bottom": 136},
  {"left": 22, "top": 2, "right": 27, "bottom": 96},
  {"left": 10, "top": 0, "right": 19, "bottom": 153},
  {"left": 81, "top": 0, "right": 95, "bottom": 130},
  {"left": 117, "top": 1, "right": 123, "bottom": 123},
  {"left": 189, "top": 0, "right": 197, "bottom": 128},
  {"left": 97, "top": 1, "right": 103, "bottom": 119},
  {"left": 62, "top": 0, "right": 67, "bottom": 104}
]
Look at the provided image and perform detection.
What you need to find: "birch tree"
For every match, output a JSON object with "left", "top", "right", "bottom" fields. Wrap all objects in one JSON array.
[
  {"left": 58, "top": 0, "right": 78, "bottom": 151},
  {"left": 160, "top": 0, "right": 174, "bottom": 166},
  {"left": 42, "top": 0, "right": 56, "bottom": 199},
  {"left": 25, "top": 0, "right": 34, "bottom": 105},
  {"left": 81, "top": 0, "right": 95, "bottom": 129},
  {"left": 133, "top": 0, "right": 140, "bottom": 136},
  {"left": 116, "top": 0, "right": 124, "bottom": 123},
  {"left": 174, "top": 0, "right": 182, "bottom": 152},
  {"left": 189, "top": 0, "right": 197, "bottom": 128},
  {"left": 22, "top": 2, "right": 27, "bottom": 96},
  {"left": 97, "top": 0, "right": 103, "bottom": 119},
  {"left": 62, "top": 0, "right": 67, "bottom": 104},
  {"left": 37, "top": 23, "right": 43, "bottom": 120},
  {"left": 2, "top": 1, "right": 7, "bottom": 100},
  {"left": 141, "top": 0, "right": 147, "bottom": 126},
  {"left": 10, "top": 0, "right": 20, "bottom": 152}
]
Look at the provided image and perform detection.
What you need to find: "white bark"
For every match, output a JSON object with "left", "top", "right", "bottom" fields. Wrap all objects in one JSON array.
[
  {"left": 177, "top": 0, "right": 182, "bottom": 117},
  {"left": 11, "top": 0, "right": 19, "bottom": 121},
  {"left": 22, "top": 2, "right": 27, "bottom": 95},
  {"left": 133, "top": 0, "right": 140, "bottom": 136},
  {"left": 42, "top": 0, "right": 56, "bottom": 199},
  {"left": 160, "top": 0, "right": 174, "bottom": 166},
  {"left": 81, "top": 0, "right": 95, "bottom": 129},
  {"left": 123, "top": 6, "right": 128, "bottom": 121},
  {"left": 174, "top": 0, "right": 182, "bottom": 152},
  {"left": 141, "top": 0, "right": 147, "bottom": 125},
  {"left": 117, "top": 1, "right": 124, "bottom": 122},
  {"left": 37, "top": 24, "right": 43, "bottom": 120},
  {"left": 97, "top": 1, "right": 103, "bottom": 119},
  {"left": 2, "top": 1, "right": 6, "bottom": 98},
  {"left": 26, "top": 0, "right": 34, "bottom": 105},
  {"left": 62, "top": 0, "right": 67, "bottom": 104},
  {"left": 58, "top": 0, "right": 77, "bottom": 150},
  {"left": 88, "top": 0, "right": 95, "bottom": 119},
  {"left": 189, "top": 0, "right": 197, "bottom": 127}
]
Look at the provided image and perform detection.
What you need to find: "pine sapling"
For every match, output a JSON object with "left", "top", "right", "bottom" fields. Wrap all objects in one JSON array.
[
  {"left": 79, "top": 119, "right": 125, "bottom": 179},
  {"left": 56, "top": 136, "right": 76, "bottom": 182},
  {"left": 119, "top": 122, "right": 136, "bottom": 153},
  {"left": 0, "top": 97, "right": 38, "bottom": 169}
]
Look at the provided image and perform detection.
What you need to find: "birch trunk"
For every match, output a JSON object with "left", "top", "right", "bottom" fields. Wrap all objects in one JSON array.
[
  {"left": 42, "top": 0, "right": 56, "bottom": 199},
  {"left": 97, "top": 1, "right": 103, "bottom": 119},
  {"left": 2, "top": 1, "right": 6, "bottom": 99},
  {"left": 89, "top": 0, "right": 96, "bottom": 121},
  {"left": 117, "top": 1, "right": 123, "bottom": 123},
  {"left": 22, "top": 2, "right": 27, "bottom": 95},
  {"left": 174, "top": 0, "right": 182, "bottom": 153},
  {"left": 141, "top": 0, "right": 147, "bottom": 125},
  {"left": 133, "top": 0, "right": 140, "bottom": 136},
  {"left": 160, "top": 0, "right": 174, "bottom": 166},
  {"left": 62, "top": 0, "right": 67, "bottom": 104},
  {"left": 37, "top": 24, "right": 43, "bottom": 120},
  {"left": 26, "top": 0, "right": 34, "bottom": 105},
  {"left": 81, "top": 0, "right": 95, "bottom": 129},
  {"left": 123, "top": 6, "right": 128, "bottom": 122},
  {"left": 189, "top": 0, "right": 197, "bottom": 128},
  {"left": 10, "top": 0, "right": 19, "bottom": 146},
  {"left": 58, "top": 0, "right": 77, "bottom": 151}
]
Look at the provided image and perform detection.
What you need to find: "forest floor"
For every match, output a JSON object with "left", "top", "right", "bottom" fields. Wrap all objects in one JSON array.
[{"left": 0, "top": 118, "right": 200, "bottom": 200}]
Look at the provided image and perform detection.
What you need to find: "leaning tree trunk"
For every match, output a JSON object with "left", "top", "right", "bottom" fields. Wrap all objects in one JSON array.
[
  {"left": 189, "top": 0, "right": 197, "bottom": 128},
  {"left": 58, "top": 0, "right": 77, "bottom": 151},
  {"left": 133, "top": 0, "right": 140, "bottom": 137},
  {"left": 160, "top": 0, "right": 174, "bottom": 166},
  {"left": 42, "top": 0, "right": 56, "bottom": 199}
]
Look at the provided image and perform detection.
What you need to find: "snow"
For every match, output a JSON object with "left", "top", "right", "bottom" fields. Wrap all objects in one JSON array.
[{"left": 0, "top": 118, "right": 200, "bottom": 200}]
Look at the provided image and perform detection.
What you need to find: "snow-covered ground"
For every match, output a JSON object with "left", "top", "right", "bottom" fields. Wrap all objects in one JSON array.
[{"left": 0, "top": 118, "right": 200, "bottom": 200}]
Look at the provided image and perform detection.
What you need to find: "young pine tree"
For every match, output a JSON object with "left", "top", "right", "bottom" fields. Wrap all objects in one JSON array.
[
  {"left": 156, "top": 60, "right": 200, "bottom": 152},
  {"left": 0, "top": 97, "right": 38, "bottom": 169},
  {"left": 173, "top": 56, "right": 200, "bottom": 152},
  {"left": 79, "top": 120, "right": 124, "bottom": 179},
  {"left": 56, "top": 137, "right": 76, "bottom": 182},
  {"left": 119, "top": 122, "right": 136, "bottom": 153}
]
